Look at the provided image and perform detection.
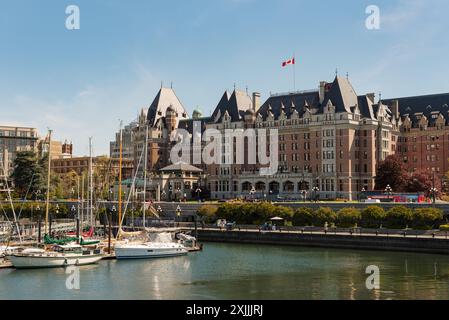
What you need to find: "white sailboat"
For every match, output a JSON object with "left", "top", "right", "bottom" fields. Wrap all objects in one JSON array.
[
  {"left": 6, "top": 132, "right": 105, "bottom": 269},
  {"left": 114, "top": 123, "right": 188, "bottom": 260},
  {"left": 7, "top": 244, "right": 104, "bottom": 269}
]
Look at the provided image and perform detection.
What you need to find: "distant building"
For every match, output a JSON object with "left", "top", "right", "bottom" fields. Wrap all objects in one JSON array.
[
  {"left": 51, "top": 156, "right": 134, "bottom": 179},
  {"left": 0, "top": 125, "right": 39, "bottom": 175},
  {"left": 38, "top": 138, "right": 73, "bottom": 160},
  {"left": 118, "top": 77, "right": 449, "bottom": 201},
  {"left": 110, "top": 121, "right": 138, "bottom": 160}
]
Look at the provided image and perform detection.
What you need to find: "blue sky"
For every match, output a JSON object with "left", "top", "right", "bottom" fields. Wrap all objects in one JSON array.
[{"left": 1, "top": 0, "right": 449, "bottom": 156}]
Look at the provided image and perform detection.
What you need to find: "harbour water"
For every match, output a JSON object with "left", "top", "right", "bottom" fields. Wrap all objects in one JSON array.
[{"left": 1, "top": 242, "right": 449, "bottom": 300}]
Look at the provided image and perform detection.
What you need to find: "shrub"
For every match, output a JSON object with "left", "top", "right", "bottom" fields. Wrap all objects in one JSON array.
[
  {"left": 292, "top": 207, "right": 314, "bottom": 226},
  {"left": 385, "top": 206, "right": 413, "bottom": 229},
  {"left": 361, "top": 206, "right": 386, "bottom": 228},
  {"left": 439, "top": 224, "right": 449, "bottom": 231},
  {"left": 337, "top": 207, "right": 361, "bottom": 228},
  {"left": 412, "top": 208, "right": 443, "bottom": 230},
  {"left": 313, "top": 207, "right": 336, "bottom": 227},
  {"left": 197, "top": 205, "right": 218, "bottom": 223}
]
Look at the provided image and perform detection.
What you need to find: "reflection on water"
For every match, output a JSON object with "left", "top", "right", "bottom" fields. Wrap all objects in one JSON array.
[{"left": 1, "top": 243, "right": 449, "bottom": 300}]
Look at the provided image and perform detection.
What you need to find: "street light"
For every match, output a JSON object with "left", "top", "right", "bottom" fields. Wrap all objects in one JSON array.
[
  {"left": 359, "top": 187, "right": 366, "bottom": 203},
  {"left": 430, "top": 187, "right": 438, "bottom": 205},
  {"left": 312, "top": 187, "right": 320, "bottom": 203},
  {"left": 249, "top": 186, "right": 256, "bottom": 201},
  {"left": 385, "top": 185, "right": 393, "bottom": 202},
  {"left": 195, "top": 187, "right": 202, "bottom": 202}
]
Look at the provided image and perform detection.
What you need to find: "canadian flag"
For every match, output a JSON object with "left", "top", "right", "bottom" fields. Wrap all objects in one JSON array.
[{"left": 282, "top": 57, "right": 295, "bottom": 67}]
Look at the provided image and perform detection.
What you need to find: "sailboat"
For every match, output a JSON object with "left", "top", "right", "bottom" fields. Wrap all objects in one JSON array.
[
  {"left": 6, "top": 132, "right": 104, "bottom": 269},
  {"left": 7, "top": 244, "right": 104, "bottom": 269},
  {"left": 114, "top": 122, "right": 188, "bottom": 260}
]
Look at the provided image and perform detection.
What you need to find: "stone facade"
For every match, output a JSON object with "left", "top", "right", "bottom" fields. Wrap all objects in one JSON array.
[{"left": 126, "top": 78, "right": 449, "bottom": 201}]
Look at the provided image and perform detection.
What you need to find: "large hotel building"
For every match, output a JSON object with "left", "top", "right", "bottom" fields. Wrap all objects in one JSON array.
[{"left": 112, "top": 76, "right": 449, "bottom": 201}]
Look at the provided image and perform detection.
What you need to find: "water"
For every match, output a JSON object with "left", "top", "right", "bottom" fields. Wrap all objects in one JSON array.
[{"left": 1, "top": 243, "right": 449, "bottom": 300}]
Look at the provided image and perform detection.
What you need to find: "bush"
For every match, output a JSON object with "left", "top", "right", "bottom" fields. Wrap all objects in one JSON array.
[
  {"left": 337, "top": 207, "right": 361, "bottom": 228},
  {"left": 313, "top": 207, "right": 336, "bottom": 227},
  {"left": 412, "top": 208, "right": 443, "bottom": 230},
  {"left": 361, "top": 206, "right": 386, "bottom": 228},
  {"left": 439, "top": 224, "right": 449, "bottom": 231},
  {"left": 385, "top": 206, "right": 413, "bottom": 229},
  {"left": 197, "top": 205, "right": 218, "bottom": 223},
  {"left": 215, "top": 202, "right": 287, "bottom": 225},
  {"left": 293, "top": 207, "right": 314, "bottom": 226}
]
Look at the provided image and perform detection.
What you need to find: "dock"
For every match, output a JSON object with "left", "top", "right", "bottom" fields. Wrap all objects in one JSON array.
[{"left": 0, "top": 259, "right": 13, "bottom": 269}]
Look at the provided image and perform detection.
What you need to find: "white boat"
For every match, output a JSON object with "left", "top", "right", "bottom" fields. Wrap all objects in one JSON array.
[
  {"left": 0, "top": 246, "right": 20, "bottom": 258},
  {"left": 7, "top": 244, "right": 104, "bottom": 269},
  {"left": 114, "top": 241, "right": 188, "bottom": 260}
]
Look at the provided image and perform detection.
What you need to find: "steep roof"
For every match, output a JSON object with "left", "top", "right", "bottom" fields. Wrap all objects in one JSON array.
[
  {"left": 211, "top": 90, "right": 253, "bottom": 123},
  {"left": 160, "top": 162, "right": 203, "bottom": 173},
  {"left": 147, "top": 87, "right": 188, "bottom": 127},
  {"left": 321, "top": 76, "right": 358, "bottom": 113},
  {"left": 383, "top": 93, "right": 449, "bottom": 127},
  {"left": 257, "top": 90, "right": 320, "bottom": 121}
]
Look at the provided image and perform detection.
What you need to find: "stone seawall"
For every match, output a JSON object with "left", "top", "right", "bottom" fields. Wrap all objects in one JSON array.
[{"left": 197, "top": 229, "right": 449, "bottom": 255}]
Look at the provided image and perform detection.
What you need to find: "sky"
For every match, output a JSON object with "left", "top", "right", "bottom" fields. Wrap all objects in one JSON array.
[{"left": 1, "top": 0, "right": 449, "bottom": 156}]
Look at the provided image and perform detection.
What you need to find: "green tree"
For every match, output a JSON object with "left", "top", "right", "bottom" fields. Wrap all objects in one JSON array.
[
  {"left": 293, "top": 207, "right": 314, "bottom": 226},
  {"left": 361, "top": 206, "right": 386, "bottom": 228},
  {"left": 197, "top": 205, "right": 218, "bottom": 223},
  {"left": 385, "top": 206, "right": 413, "bottom": 229},
  {"left": 313, "top": 207, "right": 336, "bottom": 227},
  {"left": 412, "top": 208, "right": 443, "bottom": 230},
  {"left": 10, "top": 151, "right": 46, "bottom": 199},
  {"left": 337, "top": 207, "right": 361, "bottom": 228}
]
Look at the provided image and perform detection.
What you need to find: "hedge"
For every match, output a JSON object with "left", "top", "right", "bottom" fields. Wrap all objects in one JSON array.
[{"left": 209, "top": 203, "right": 444, "bottom": 230}]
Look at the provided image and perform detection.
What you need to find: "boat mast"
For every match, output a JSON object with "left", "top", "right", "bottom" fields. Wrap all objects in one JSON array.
[
  {"left": 44, "top": 129, "right": 52, "bottom": 235},
  {"left": 0, "top": 162, "right": 21, "bottom": 242},
  {"left": 89, "top": 137, "right": 93, "bottom": 228},
  {"left": 142, "top": 124, "right": 149, "bottom": 229},
  {"left": 118, "top": 121, "right": 123, "bottom": 233}
]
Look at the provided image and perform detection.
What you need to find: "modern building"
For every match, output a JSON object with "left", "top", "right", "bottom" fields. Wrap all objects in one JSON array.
[
  {"left": 0, "top": 125, "right": 39, "bottom": 175},
  {"left": 110, "top": 121, "right": 138, "bottom": 159}
]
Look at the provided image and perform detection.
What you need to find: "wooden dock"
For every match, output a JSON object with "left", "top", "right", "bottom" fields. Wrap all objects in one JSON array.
[{"left": 0, "top": 259, "right": 13, "bottom": 269}]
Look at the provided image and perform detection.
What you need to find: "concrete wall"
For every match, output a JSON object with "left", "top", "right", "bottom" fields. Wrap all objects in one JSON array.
[{"left": 197, "top": 229, "right": 449, "bottom": 255}]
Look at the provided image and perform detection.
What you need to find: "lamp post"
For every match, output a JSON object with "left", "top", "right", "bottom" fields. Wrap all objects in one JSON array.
[
  {"left": 430, "top": 187, "right": 438, "bottom": 205},
  {"left": 385, "top": 185, "right": 393, "bottom": 202},
  {"left": 36, "top": 205, "right": 42, "bottom": 243},
  {"left": 301, "top": 190, "right": 307, "bottom": 203},
  {"left": 312, "top": 187, "right": 320, "bottom": 203},
  {"left": 360, "top": 188, "right": 366, "bottom": 203},
  {"left": 195, "top": 187, "right": 202, "bottom": 202},
  {"left": 176, "top": 205, "right": 182, "bottom": 227},
  {"left": 250, "top": 186, "right": 256, "bottom": 202}
]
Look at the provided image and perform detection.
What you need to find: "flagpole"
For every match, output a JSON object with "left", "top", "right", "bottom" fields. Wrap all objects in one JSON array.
[{"left": 292, "top": 53, "right": 296, "bottom": 92}]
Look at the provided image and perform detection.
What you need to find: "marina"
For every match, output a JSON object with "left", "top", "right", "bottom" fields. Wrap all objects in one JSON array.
[{"left": 2, "top": 242, "right": 449, "bottom": 300}]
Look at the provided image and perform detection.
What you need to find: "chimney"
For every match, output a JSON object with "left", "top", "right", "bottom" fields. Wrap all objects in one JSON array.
[
  {"left": 319, "top": 81, "right": 326, "bottom": 104},
  {"left": 391, "top": 99, "right": 399, "bottom": 119},
  {"left": 366, "top": 93, "right": 375, "bottom": 103},
  {"left": 252, "top": 92, "right": 261, "bottom": 112}
]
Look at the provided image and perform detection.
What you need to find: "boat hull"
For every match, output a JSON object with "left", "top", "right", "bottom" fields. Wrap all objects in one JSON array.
[
  {"left": 115, "top": 245, "right": 187, "bottom": 260},
  {"left": 8, "top": 254, "right": 104, "bottom": 269}
]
